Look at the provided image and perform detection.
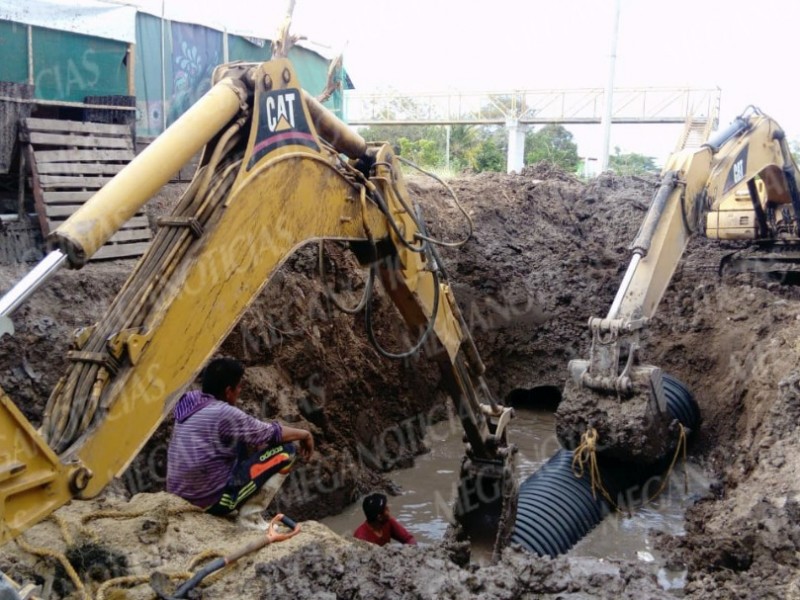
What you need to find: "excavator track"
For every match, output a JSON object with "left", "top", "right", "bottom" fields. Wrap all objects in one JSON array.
[{"left": 719, "top": 241, "right": 800, "bottom": 280}]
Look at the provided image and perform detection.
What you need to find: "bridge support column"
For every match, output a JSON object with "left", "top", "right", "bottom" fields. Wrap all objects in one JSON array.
[{"left": 506, "top": 118, "right": 525, "bottom": 174}]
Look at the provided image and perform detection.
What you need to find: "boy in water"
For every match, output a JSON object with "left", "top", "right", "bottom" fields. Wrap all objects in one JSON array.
[{"left": 354, "top": 492, "right": 417, "bottom": 546}]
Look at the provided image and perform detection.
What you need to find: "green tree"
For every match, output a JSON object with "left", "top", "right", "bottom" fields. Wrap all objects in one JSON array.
[
  {"left": 359, "top": 124, "right": 446, "bottom": 169},
  {"left": 469, "top": 139, "right": 505, "bottom": 172},
  {"left": 608, "top": 148, "right": 658, "bottom": 176},
  {"left": 356, "top": 119, "right": 509, "bottom": 173},
  {"left": 790, "top": 138, "right": 800, "bottom": 164},
  {"left": 447, "top": 124, "right": 480, "bottom": 171},
  {"left": 524, "top": 124, "right": 579, "bottom": 171},
  {"left": 397, "top": 137, "right": 443, "bottom": 168},
  {"left": 359, "top": 124, "right": 443, "bottom": 146},
  {"left": 352, "top": 94, "right": 516, "bottom": 173}
]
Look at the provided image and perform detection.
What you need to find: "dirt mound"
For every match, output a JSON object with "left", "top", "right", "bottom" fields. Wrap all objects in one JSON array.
[
  {"left": 2, "top": 491, "right": 671, "bottom": 599},
  {"left": 519, "top": 160, "right": 583, "bottom": 182},
  {"left": 2, "top": 168, "right": 800, "bottom": 598}
]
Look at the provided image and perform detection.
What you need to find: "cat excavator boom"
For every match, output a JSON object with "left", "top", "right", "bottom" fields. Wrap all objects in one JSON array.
[
  {"left": 0, "top": 58, "right": 515, "bottom": 549},
  {"left": 557, "top": 106, "right": 800, "bottom": 463}
]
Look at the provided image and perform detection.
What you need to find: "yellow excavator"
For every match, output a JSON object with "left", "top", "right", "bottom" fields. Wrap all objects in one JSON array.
[
  {"left": 557, "top": 105, "right": 800, "bottom": 464},
  {"left": 0, "top": 55, "right": 516, "bottom": 558},
  {"left": 508, "top": 106, "right": 800, "bottom": 558}
]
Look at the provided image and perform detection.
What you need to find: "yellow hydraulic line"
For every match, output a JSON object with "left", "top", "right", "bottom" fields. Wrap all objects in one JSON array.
[{"left": 50, "top": 77, "right": 249, "bottom": 268}]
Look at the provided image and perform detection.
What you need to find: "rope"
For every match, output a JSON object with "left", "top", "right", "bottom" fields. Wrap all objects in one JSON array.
[
  {"left": 570, "top": 428, "right": 626, "bottom": 515},
  {"left": 60, "top": 522, "right": 221, "bottom": 600},
  {"left": 187, "top": 550, "right": 225, "bottom": 571},
  {"left": 94, "top": 571, "right": 196, "bottom": 600},
  {"left": 80, "top": 505, "right": 228, "bottom": 595},
  {"left": 51, "top": 514, "right": 74, "bottom": 546},
  {"left": 95, "top": 575, "right": 150, "bottom": 600},
  {"left": 14, "top": 504, "right": 228, "bottom": 600},
  {"left": 571, "top": 424, "right": 690, "bottom": 515},
  {"left": 643, "top": 423, "right": 689, "bottom": 503},
  {"left": 92, "top": 550, "right": 229, "bottom": 599},
  {"left": 181, "top": 550, "right": 230, "bottom": 589},
  {"left": 15, "top": 531, "right": 205, "bottom": 600},
  {"left": 15, "top": 536, "right": 89, "bottom": 600},
  {"left": 80, "top": 505, "right": 202, "bottom": 525}
]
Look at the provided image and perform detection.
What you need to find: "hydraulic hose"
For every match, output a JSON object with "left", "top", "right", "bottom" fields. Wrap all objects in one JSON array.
[
  {"left": 702, "top": 114, "right": 750, "bottom": 153},
  {"left": 317, "top": 240, "right": 375, "bottom": 315},
  {"left": 629, "top": 172, "right": 679, "bottom": 256},
  {"left": 364, "top": 258, "right": 441, "bottom": 360},
  {"left": 50, "top": 77, "right": 247, "bottom": 267},
  {"left": 397, "top": 156, "right": 474, "bottom": 248},
  {"left": 43, "top": 135, "right": 246, "bottom": 452}
]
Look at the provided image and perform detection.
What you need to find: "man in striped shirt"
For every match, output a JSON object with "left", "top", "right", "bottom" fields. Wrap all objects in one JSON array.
[{"left": 166, "top": 357, "right": 314, "bottom": 529}]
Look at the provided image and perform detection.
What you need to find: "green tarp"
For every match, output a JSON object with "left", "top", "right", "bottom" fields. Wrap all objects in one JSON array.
[
  {"left": 0, "top": 21, "right": 27, "bottom": 84},
  {"left": 0, "top": 19, "right": 128, "bottom": 102},
  {"left": 0, "top": 14, "right": 344, "bottom": 137},
  {"left": 134, "top": 12, "right": 343, "bottom": 136}
]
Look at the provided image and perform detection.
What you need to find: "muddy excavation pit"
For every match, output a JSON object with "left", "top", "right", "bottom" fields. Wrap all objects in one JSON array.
[{"left": 2, "top": 165, "right": 800, "bottom": 598}]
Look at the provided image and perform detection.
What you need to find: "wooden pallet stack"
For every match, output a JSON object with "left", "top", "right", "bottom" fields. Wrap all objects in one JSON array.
[{"left": 20, "top": 118, "right": 153, "bottom": 261}]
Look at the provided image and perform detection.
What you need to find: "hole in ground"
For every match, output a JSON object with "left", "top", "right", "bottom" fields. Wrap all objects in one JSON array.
[{"left": 505, "top": 385, "right": 562, "bottom": 411}]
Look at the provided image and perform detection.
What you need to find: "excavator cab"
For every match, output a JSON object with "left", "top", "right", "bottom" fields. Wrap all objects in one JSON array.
[
  {"left": 707, "top": 157, "right": 800, "bottom": 244},
  {"left": 706, "top": 178, "right": 766, "bottom": 240}
]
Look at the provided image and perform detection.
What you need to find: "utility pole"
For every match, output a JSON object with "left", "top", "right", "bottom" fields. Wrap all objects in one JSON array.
[
  {"left": 445, "top": 124, "right": 451, "bottom": 172},
  {"left": 160, "top": 0, "right": 167, "bottom": 133},
  {"left": 600, "top": 0, "right": 621, "bottom": 172}
]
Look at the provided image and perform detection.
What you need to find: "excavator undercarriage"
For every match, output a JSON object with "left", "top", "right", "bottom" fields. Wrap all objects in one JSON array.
[{"left": 719, "top": 241, "right": 800, "bottom": 279}]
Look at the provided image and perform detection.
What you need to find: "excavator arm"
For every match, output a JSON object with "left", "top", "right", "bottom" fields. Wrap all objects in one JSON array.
[
  {"left": 0, "top": 58, "right": 513, "bottom": 545},
  {"left": 558, "top": 106, "right": 799, "bottom": 464}
]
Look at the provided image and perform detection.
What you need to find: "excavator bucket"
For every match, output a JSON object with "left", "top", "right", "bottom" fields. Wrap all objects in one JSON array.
[
  {"left": 453, "top": 434, "right": 518, "bottom": 560},
  {"left": 557, "top": 360, "right": 679, "bottom": 465}
]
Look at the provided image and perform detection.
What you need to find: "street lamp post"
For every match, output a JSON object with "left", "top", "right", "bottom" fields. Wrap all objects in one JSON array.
[{"left": 600, "top": 0, "right": 622, "bottom": 172}]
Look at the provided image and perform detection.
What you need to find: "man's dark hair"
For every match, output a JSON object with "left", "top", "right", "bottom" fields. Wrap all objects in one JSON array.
[
  {"left": 362, "top": 492, "right": 387, "bottom": 522},
  {"left": 202, "top": 357, "right": 245, "bottom": 399}
]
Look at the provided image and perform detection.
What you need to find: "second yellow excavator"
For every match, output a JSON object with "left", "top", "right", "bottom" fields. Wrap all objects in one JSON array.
[
  {"left": 558, "top": 105, "right": 800, "bottom": 465},
  {"left": 508, "top": 106, "right": 800, "bottom": 558}
]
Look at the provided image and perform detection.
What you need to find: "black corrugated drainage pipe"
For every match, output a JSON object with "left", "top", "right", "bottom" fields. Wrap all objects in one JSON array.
[{"left": 510, "top": 373, "right": 701, "bottom": 557}]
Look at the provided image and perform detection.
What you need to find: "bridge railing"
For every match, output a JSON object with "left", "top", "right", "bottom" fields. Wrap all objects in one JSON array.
[{"left": 344, "top": 86, "right": 721, "bottom": 127}]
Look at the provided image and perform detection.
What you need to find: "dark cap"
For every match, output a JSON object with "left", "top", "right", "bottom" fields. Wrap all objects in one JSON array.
[{"left": 362, "top": 492, "right": 387, "bottom": 522}]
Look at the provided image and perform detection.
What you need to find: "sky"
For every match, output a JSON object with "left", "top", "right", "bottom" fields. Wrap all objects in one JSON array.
[
  {"left": 298, "top": 0, "right": 800, "bottom": 162},
  {"left": 127, "top": 0, "right": 800, "bottom": 162}
]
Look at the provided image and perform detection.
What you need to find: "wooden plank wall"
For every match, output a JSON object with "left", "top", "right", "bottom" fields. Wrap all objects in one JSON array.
[{"left": 20, "top": 118, "right": 153, "bottom": 261}]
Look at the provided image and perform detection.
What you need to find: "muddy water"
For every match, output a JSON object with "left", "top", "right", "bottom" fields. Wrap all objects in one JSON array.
[{"left": 322, "top": 405, "right": 710, "bottom": 573}]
